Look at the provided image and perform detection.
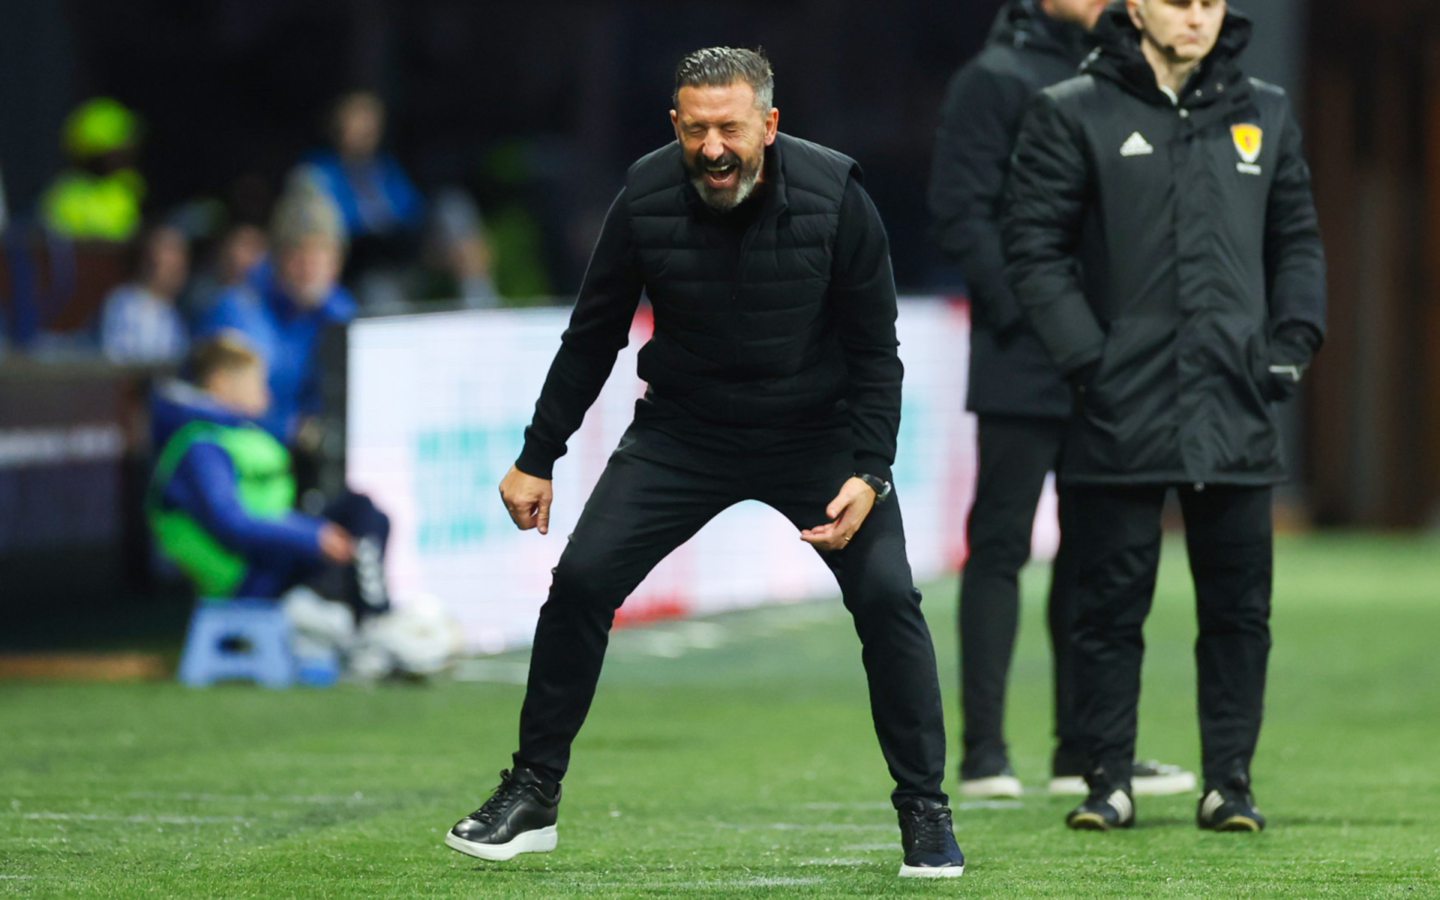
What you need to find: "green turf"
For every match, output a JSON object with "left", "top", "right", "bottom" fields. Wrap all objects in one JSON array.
[{"left": 2, "top": 533, "right": 1438, "bottom": 897}]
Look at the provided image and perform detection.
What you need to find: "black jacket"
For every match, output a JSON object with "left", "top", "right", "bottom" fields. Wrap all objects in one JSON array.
[
  {"left": 518, "top": 133, "right": 903, "bottom": 482},
  {"left": 929, "top": 0, "right": 1089, "bottom": 419},
  {"left": 1004, "top": 4, "right": 1326, "bottom": 486}
]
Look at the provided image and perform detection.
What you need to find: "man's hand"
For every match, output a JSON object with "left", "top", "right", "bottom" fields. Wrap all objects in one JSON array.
[
  {"left": 499, "top": 465, "right": 554, "bottom": 534},
  {"left": 318, "top": 522, "right": 356, "bottom": 564},
  {"left": 800, "top": 477, "right": 877, "bottom": 552}
]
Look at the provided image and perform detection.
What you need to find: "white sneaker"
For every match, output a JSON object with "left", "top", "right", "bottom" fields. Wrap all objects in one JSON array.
[
  {"left": 280, "top": 586, "right": 355, "bottom": 654},
  {"left": 1047, "top": 775, "right": 1088, "bottom": 796},
  {"left": 1131, "top": 760, "right": 1197, "bottom": 796},
  {"left": 960, "top": 773, "right": 1023, "bottom": 799},
  {"left": 1049, "top": 760, "right": 1197, "bottom": 796}
]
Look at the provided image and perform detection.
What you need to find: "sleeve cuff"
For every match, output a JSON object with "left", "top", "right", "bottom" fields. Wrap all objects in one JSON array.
[
  {"left": 514, "top": 445, "right": 556, "bottom": 481},
  {"left": 852, "top": 454, "right": 893, "bottom": 484}
]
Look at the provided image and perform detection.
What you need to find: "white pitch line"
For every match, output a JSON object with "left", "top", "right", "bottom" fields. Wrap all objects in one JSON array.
[
  {"left": 711, "top": 821, "right": 890, "bottom": 832},
  {"left": 121, "top": 791, "right": 370, "bottom": 805},
  {"left": 449, "top": 660, "right": 530, "bottom": 684},
  {"left": 806, "top": 798, "right": 1022, "bottom": 812},
  {"left": 669, "top": 877, "right": 825, "bottom": 889},
  {"left": 21, "top": 812, "right": 251, "bottom": 825},
  {"left": 956, "top": 799, "right": 1024, "bottom": 810}
]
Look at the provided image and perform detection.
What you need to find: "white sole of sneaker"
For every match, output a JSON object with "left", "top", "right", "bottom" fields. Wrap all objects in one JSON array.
[
  {"left": 961, "top": 775, "right": 1023, "bottom": 799},
  {"left": 1208, "top": 814, "right": 1263, "bottom": 832},
  {"left": 1052, "top": 772, "right": 1198, "bottom": 796},
  {"left": 1066, "top": 812, "right": 1117, "bottom": 831},
  {"left": 1048, "top": 776, "right": 1088, "bottom": 796},
  {"left": 1132, "top": 771, "right": 1198, "bottom": 796},
  {"left": 899, "top": 863, "right": 964, "bottom": 878},
  {"left": 444, "top": 826, "right": 557, "bottom": 861}
]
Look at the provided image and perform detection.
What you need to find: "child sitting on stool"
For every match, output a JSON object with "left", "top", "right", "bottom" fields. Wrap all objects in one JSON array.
[{"left": 149, "top": 332, "right": 452, "bottom": 677}]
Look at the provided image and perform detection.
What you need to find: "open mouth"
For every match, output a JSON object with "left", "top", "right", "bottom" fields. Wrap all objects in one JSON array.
[{"left": 702, "top": 161, "right": 741, "bottom": 190}]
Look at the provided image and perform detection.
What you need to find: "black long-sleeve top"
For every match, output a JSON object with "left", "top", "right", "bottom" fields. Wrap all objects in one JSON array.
[{"left": 516, "top": 171, "right": 902, "bottom": 483}]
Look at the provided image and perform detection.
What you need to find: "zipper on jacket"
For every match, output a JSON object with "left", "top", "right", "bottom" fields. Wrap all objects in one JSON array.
[
  {"left": 1160, "top": 84, "right": 1194, "bottom": 119},
  {"left": 734, "top": 210, "right": 766, "bottom": 300}
]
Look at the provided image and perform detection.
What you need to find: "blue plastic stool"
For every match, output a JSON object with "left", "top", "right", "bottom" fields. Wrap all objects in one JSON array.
[{"left": 178, "top": 599, "right": 298, "bottom": 688}]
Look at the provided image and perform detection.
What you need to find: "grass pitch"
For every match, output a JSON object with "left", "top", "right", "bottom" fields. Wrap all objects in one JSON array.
[{"left": 2, "top": 533, "right": 1438, "bottom": 897}]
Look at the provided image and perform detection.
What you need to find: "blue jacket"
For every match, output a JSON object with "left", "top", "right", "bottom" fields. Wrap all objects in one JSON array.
[
  {"left": 150, "top": 380, "right": 326, "bottom": 596},
  {"left": 195, "top": 264, "right": 355, "bottom": 440},
  {"left": 304, "top": 150, "right": 425, "bottom": 238}
]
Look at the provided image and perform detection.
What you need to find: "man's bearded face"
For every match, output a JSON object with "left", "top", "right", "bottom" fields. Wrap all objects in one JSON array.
[{"left": 671, "top": 82, "right": 778, "bottom": 211}]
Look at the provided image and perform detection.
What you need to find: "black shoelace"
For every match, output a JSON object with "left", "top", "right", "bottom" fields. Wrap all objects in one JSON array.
[
  {"left": 469, "top": 770, "right": 529, "bottom": 825},
  {"left": 904, "top": 806, "right": 954, "bottom": 850}
]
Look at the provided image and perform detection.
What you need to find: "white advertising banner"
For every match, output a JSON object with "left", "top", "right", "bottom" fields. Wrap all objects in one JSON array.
[{"left": 345, "top": 299, "right": 1058, "bottom": 653}]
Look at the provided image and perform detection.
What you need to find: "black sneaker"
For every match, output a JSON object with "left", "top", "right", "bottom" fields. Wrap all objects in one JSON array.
[
  {"left": 896, "top": 798, "right": 965, "bottom": 878},
  {"left": 1197, "top": 783, "right": 1266, "bottom": 832},
  {"left": 1065, "top": 785, "right": 1135, "bottom": 831},
  {"left": 445, "top": 768, "right": 561, "bottom": 861}
]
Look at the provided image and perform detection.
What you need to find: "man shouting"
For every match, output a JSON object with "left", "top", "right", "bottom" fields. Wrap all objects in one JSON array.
[{"left": 444, "top": 47, "right": 963, "bottom": 878}]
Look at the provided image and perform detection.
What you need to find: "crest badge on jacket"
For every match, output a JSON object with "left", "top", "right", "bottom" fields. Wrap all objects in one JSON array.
[{"left": 1232, "top": 124, "right": 1263, "bottom": 175}]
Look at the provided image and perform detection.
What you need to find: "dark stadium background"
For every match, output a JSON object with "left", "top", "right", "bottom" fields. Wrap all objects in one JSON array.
[{"left": 1, "top": 0, "right": 1437, "bottom": 650}]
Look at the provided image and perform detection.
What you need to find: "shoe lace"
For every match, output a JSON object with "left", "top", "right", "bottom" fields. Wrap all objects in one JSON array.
[
  {"left": 904, "top": 805, "right": 954, "bottom": 850},
  {"left": 469, "top": 770, "right": 529, "bottom": 825}
]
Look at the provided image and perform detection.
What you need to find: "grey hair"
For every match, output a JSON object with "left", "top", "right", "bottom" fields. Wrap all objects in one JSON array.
[{"left": 672, "top": 47, "right": 774, "bottom": 111}]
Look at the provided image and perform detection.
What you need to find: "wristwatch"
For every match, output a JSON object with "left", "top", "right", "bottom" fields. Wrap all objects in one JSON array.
[{"left": 855, "top": 473, "right": 892, "bottom": 504}]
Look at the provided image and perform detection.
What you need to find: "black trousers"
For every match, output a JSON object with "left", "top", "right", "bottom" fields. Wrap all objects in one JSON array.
[
  {"left": 1069, "top": 484, "right": 1273, "bottom": 789},
  {"left": 241, "top": 490, "right": 392, "bottom": 620},
  {"left": 959, "top": 415, "right": 1081, "bottom": 779},
  {"left": 514, "top": 424, "right": 949, "bottom": 806}
]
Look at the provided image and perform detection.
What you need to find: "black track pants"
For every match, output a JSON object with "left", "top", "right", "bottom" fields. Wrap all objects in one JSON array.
[
  {"left": 1068, "top": 484, "right": 1273, "bottom": 789},
  {"left": 958, "top": 414, "right": 1081, "bottom": 778}
]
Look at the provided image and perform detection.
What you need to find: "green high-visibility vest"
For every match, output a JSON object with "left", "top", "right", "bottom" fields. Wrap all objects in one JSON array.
[
  {"left": 148, "top": 421, "right": 296, "bottom": 599},
  {"left": 41, "top": 170, "right": 144, "bottom": 242}
]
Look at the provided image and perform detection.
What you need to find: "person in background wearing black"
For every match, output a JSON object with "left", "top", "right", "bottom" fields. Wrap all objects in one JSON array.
[
  {"left": 442, "top": 47, "right": 964, "bottom": 879},
  {"left": 1004, "top": 0, "right": 1326, "bottom": 831},
  {"left": 929, "top": 0, "right": 1194, "bottom": 800}
]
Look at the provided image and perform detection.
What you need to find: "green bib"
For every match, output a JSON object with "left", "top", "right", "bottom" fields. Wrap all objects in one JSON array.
[{"left": 148, "top": 421, "right": 296, "bottom": 599}]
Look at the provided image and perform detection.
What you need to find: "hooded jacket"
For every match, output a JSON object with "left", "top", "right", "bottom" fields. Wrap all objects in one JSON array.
[
  {"left": 1003, "top": 4, "right": 1326, "bottom": 485},
  {"left": 196, "top": 264, "right": 356, "bottom": 442},
  {"left": 929, "top": 0, "right": 1091, "bottom": 418},
  {"left": 149, "top": 380, "right": 326, "bottom": 596}
]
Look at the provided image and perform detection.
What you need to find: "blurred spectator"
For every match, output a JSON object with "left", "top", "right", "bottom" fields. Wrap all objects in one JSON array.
[
  {"left": 300, "top": 91, "right": 424, "bottom": 305},
  {"left": 196, "top": 182, "right": 354, "bottom": 443},
  {"left": 149, "top": 333, "right": 455, "bottom": 677},
  {"left": 0, "top": 161, "right": 7, "bottom": 353},
  {"left": 185, "top": 222, "right": 269, "bottom": 322},
  {"left": 41, "top": 98, "right": 146, "bottom": 243},
  {"left": 475, "top": 141, "right": 554, "bottom": 303},
  {"left": 418, "top": 187, "right": 499, "bottom": 308},
  {"left": 98, "top": 224, "right": 190, "bottom": 364}
]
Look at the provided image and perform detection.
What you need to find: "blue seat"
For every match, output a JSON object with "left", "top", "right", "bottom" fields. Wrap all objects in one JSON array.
[
  {"left": 177, "top": 599, "right": 298, "bottom": 688},
  {"left": 178, "top": 598, "right": 345, "bottom": 688}
]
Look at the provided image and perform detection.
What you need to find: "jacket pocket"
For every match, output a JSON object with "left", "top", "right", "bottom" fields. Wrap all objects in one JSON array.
[
  {"left": 1248, "top": 334, "right": 1282, "bottom": 404},
  {"left": 1084, "top": 318, "right": 1132, "bottom": 423}
]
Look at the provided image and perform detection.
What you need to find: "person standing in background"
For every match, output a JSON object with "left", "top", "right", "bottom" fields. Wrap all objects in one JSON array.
[
  {"left": 1004, "top": 0, "right": 1326, "bottom": 831},
  {"left": 929, "top": 0, "right": 1194, "bottom": 799},
  {"left": 196, "top": 182, "right": 355, "bottom": 447},
  {"left": 98, "top": 224, "right": 190, "bottom": 364},
  {"left": 41, "top": 98, "right": 146, "bottom": 243},
  {"left": 300, "top": 91, "right": 425, "bottom": 306}
]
